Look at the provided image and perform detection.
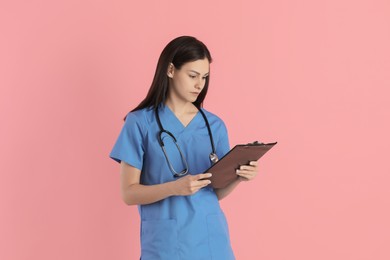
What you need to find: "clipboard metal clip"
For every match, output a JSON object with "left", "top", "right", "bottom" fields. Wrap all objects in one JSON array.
[{"left": 247, "top": 141, "right": 264, "bottom": 145}]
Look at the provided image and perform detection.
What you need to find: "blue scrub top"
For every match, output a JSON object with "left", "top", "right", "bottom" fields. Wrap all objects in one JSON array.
[{"left": 110, "top": 104, "right": 235, "bottom": 260}]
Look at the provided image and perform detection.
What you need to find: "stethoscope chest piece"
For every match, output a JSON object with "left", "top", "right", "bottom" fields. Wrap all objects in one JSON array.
[{"left": 209, "top": 152, "right": 219, "bottom": 164}]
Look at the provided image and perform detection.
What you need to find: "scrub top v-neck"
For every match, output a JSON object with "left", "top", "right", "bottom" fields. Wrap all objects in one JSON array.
[{"left": 110, "top": 104, "right": 235, "bottom": 260}]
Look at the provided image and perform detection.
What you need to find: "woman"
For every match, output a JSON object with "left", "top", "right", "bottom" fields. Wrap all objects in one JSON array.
[{"left": 110, "top": 36, "right": 259, "bottom": 259}]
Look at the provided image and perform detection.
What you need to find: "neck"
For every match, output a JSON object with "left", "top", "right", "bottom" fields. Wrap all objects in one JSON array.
[{"left": 165, "top": 98, "right": 197, "bottom": 116}]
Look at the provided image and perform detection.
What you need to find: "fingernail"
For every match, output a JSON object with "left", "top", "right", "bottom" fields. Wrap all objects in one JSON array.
[{"left": 236, "top": 169, "right": 239, "bottom": 174}]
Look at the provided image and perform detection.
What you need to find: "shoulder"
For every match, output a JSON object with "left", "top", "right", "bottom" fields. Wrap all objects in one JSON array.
[
  {"left": 200, "top": 107, "right": 228, "bottom": 130},
  {"left": 201, "top": 108, "right": 230, "bottom": 151},
  {"left": 201, "top": 107, "right": 225, "bottom": 122},
  {"left": 124, "top": 107, "right": 154, "bottom": 131}
]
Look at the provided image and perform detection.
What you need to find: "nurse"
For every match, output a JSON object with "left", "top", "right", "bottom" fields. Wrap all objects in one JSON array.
[{"left": 110, "top": 36, "right": 259, "bottom": 260}]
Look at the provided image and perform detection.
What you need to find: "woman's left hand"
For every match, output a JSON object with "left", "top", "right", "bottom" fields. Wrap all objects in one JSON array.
[{"left": 236, "top": 161, "right": 259, "bottom": 181}]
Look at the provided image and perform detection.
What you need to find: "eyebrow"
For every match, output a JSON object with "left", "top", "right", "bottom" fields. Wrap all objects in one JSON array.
[{"left": 188, "top": 70, "right": 209, "bottom": 76}]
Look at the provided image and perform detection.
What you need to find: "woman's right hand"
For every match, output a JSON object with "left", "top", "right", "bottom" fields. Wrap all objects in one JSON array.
[{"left": 171, "top": 173, "right": 212, "bottom": 196}]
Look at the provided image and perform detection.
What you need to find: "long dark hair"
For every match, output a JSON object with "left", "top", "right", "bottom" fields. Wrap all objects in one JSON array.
[{"left": 128, "top": 36, "right": 212, "bottom": 117}]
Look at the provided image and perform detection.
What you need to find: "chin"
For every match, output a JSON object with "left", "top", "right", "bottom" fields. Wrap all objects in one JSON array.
[{"left": 185, "top": 96, "right": 197, "bottom": 103}]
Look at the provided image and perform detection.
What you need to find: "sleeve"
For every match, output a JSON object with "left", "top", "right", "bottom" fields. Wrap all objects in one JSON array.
[
  {"left": 215, "top": 120, "right": 230, "bottom": 159},
  {"left": 109, "top": 112, "right": 145, "bottom": 170}
]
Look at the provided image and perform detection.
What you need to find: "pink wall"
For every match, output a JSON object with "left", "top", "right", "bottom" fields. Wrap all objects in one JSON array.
[{"left": 1, "top": 0, "right": 389, "bottom": 259}]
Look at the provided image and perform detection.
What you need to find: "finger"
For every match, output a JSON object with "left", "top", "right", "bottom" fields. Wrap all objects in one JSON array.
[
  {"left": 238, "top": 166, "right": 257, "bottom": 171},
  {"left": 191, "top": 184, "right": 208, "bottom": 194},
  {"left": 236, "top": 169, "right": 255, "bottom": 175},
  {"left": 239, "top": 165, "right": 256, "bottom": 171},
  {"left": 236, "top": 169, "right": 256, "bottom": 178},
  {"left": 236, "top": 172, "right": 254, "bottom": 180},
  {"left": 195, "top": 173, "right": 213, "bottom": 180},
  {"left": 249, "top": 161, "right": 258, "bottom": 166},
  {"left": 193, "top": 179, "right": 211, "bottom": 187}
]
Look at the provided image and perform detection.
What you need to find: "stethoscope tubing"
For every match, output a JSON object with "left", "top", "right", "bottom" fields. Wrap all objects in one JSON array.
[{"left": 155, "top": 105, "right": 218, "bottom": 177}]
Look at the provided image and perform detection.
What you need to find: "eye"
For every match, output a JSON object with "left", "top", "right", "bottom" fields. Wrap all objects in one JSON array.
[{"left": 189, "top": 75, "right": 197, "bottom": 79}]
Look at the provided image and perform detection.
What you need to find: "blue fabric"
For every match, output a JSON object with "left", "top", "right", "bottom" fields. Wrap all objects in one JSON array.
[{"left": 110, "top": 104, "right": 235, "bottom": 260}]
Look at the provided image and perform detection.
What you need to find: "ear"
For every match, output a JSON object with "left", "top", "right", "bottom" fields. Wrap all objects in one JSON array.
[{"left": 167, "top": 63, "right": 174, "bottom": 78}]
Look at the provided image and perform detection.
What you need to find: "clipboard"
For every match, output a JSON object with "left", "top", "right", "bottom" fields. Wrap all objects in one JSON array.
[{"left": 205, "top": 141, "right": 277, "bottom": 189}]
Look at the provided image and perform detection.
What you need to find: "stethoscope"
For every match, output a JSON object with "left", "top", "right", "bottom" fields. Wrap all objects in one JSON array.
[{"left": 155, "top": 106, "right": 219, "bottom": 177}]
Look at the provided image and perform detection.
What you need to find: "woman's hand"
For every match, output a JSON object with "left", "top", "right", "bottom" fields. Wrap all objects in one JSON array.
[
  {"left": 171, "top": 173, "right": 212, "bottom": 196},
  {"left": 236, "top": 161, "right": 259, "bottom": 181}
]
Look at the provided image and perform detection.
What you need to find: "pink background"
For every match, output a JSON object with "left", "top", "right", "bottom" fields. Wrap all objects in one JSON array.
[{"left": 1, "top": 0, "right": 389, "bottom": 259}]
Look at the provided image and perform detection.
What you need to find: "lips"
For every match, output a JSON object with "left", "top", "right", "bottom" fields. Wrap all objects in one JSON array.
[{"left": 191, "top": 92, "right": 200, "bottom": 95}]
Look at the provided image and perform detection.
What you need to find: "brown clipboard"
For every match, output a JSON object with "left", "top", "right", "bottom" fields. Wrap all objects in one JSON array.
[{"left": 205, "top": 141, "right": 277, "bottom": 189}]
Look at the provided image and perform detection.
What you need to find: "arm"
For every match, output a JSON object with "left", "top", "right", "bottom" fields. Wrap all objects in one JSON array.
[
  {"left": 214, "top": 161, "right": 259, "bottom": 200},
  {"left": 120, "top": 161, "right": 212, "bottom": 205},
  {"left": 214, "top": 178, "right": 242, "bottom": 200}
]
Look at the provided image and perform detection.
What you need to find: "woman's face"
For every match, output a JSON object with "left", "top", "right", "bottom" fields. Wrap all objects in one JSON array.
[{"left": 167, "top": 58, "right": 210, "bottom": 104}]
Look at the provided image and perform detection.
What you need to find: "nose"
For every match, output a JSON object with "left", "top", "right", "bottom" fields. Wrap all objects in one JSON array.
[{"left": 195, "top": 78, "right": 204, "bottom": 90}]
